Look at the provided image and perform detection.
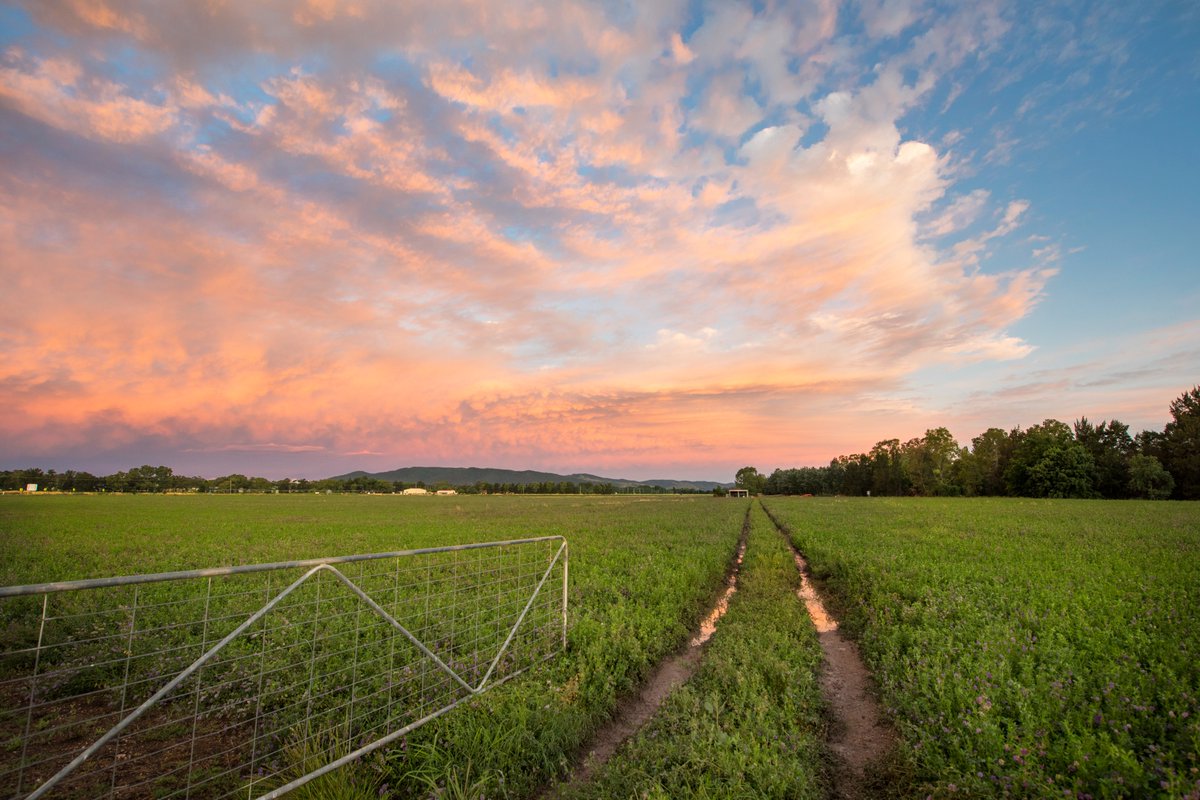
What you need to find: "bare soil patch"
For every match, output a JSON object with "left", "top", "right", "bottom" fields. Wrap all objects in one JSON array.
[{"left": 1, "top": 686, "right": 252, "bottom": 800}]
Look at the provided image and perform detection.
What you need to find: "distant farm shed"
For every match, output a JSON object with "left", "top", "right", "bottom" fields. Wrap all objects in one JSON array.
[
  {"left": 401, "top": 487, "right": 429, "bottom": 495},
  {"left": 436, "top": 489, "right": 457, "bottom": 496},
  {"left": 728, "top": 489, "right": 749, "bottom": 498}
]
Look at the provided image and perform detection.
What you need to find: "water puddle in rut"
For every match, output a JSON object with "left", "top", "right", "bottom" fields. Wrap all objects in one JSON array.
[{"left": 542, "top": 511, "right": 749, "bottom": 796}]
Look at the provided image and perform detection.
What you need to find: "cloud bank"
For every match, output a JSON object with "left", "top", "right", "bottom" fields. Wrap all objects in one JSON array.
[{"left": 2, "top": 0, "right": 1172, "bottom": 479}]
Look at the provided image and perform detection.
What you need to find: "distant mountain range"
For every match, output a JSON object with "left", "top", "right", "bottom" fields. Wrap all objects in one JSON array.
[{"left": 332, "top": 466, "right": 730, "bottom": 492}]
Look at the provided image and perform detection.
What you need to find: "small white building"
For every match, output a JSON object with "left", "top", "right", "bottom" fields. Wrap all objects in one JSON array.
[
  {"left": 436, "top": 489, "right": 458, "bottom": 496},
  {"left": 402, "top": 487, "right": 429, "bottom": 495}
]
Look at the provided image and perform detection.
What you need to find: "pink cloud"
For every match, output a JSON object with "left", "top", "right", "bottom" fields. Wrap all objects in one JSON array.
[
  {"left": 0, "top": 51, "right": 174, "bottom": 142},
  {"left": 427, "top": 63, "right": 600, "bottom": 112}
]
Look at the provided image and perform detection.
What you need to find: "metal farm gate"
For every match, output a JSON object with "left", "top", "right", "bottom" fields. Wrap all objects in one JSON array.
[{"left": 0, "top": 536, "right": 568, "bottom": 799}]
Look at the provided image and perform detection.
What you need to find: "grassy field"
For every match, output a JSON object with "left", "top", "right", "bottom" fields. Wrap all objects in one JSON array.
[
  {"left": 4, "top": 494, "right": 1199, "bottom": 799},
  {"left": 0, "top": 494, "right": 746, "bottom": 799},
  {"left": 765, "top": 496, "right": 1200, "bottom": 799},
  {"left": 559, "top": 503, "right": 828, "bottom": 800}
]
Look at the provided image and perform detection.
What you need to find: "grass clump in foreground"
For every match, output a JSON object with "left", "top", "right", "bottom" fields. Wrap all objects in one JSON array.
[
  {"left": 767, "top": 497, "right": 1200, "bottom": 799},
  {"left": 557, "top": 504, "right": 827, "bottom": 800}
]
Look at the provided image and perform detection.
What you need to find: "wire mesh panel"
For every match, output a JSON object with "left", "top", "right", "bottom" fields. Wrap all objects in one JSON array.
[{"left": 0, "top": 537, "right": 568, "bottom": 800}]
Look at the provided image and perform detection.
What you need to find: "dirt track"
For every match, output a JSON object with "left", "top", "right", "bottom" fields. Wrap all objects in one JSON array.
[
  {"left": 542, "top": 509, "right": 749, "bottom": 796},
  {"left": 767, "top": 504, "right": 897, "bottom": 800},
  {"left": 544, "top": 504, "right": 895, "bottom": 800}
]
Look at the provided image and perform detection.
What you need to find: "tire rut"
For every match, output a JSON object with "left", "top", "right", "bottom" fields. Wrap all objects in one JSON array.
[
  {"left": 539, "top": 506, "right": 751, "bottom": 798},
  {"left": 760, "top": 502, "right": 897, "bottom": 800}
]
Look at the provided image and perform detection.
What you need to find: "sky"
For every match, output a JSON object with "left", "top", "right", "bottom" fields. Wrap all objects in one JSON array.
[{"left": 1, "top": 0, "right": 1198, "bottom": 482}]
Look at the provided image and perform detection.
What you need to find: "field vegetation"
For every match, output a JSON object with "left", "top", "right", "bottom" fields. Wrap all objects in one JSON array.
[
  {"left": 5, "top": 493, "right": 1200, "bottom": 799},
  {"left": 558, "top": 504, "right": 827, "bottom": 799},
  {"left": 766, "top": 496, "right": 1200, "bottom": 799},
  {"left": 0, "top": 494, "right": 745, "bottom": 798}
]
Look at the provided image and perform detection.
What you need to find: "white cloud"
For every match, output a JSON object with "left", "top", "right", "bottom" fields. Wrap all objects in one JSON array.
[
  {"left": 924, "top": 188, "right": 990, "bottom": 237},
  {"left": 859, "top": 0, "right": 925, "bottom": 38}
]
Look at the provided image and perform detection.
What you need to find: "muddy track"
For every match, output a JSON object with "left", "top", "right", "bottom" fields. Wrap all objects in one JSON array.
[
  {"left": 540, "top": 506, "right": 751, "bottom": 798},
  {"left": 760, "top": 502, "right": 896, "bottom": 800}
]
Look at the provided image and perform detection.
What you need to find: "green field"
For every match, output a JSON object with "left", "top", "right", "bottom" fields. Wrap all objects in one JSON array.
[
  {"left": 2, "top": 494, "right": 1199, "bottom": 799},
  {"left": 766, "top": 496, "right": 1200, "bottom": 799},
  {"left": 559, "top": 503, "right": 828, "bottom": 800},
  {"left": 0, "top": 494, "right": 749, "bottom": 799}
]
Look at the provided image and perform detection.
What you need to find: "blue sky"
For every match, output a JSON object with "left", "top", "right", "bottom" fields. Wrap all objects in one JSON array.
[{"left": 1, "top": 0, "right": 1197, "bottom": 480}]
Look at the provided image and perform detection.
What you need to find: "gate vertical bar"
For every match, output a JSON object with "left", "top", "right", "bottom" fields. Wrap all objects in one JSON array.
[
  {"left": 247, "top": 572, "right": 272, "bottom": 799},
  {"left": 303, "top": 569, "right": 324, "bottom": 747},
  {"left": 473, "top": 545, "right": 483, "bottom": 684},
  {"left": 185, "top": 577, "right": 214, "bottom": 800},
  {"left": 15, "top": 593, "right": 48, "bottom": 798},
  {"left": 420, "top": 554, "right": 433, "bottom": 718},
  {"left": 347, "top": 561, "right": 364, "bottom": 747},
  {"left": 495, "top": 545, "right": 504, "bottom": 667},
  {"left": 562, "top": 541, "right": 569, "bottom": 649},
  {"left": 386, "top": 557, "right": 399, "bottom": 728},
  {"left": 110, "top": 585, "right": 140, "bottom": 794}
]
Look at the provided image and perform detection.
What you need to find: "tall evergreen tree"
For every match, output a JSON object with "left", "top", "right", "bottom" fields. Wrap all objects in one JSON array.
[{"left": 1162, "top": 385, "right": 1200, "bottom": 499}]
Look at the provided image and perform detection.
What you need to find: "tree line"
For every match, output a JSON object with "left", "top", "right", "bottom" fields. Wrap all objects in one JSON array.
[
  {"left": 736, "top": 385, "right": 1200, "bottom": 500},
  {"left": 6, "top": 386, "right": 1196, "bottom": 500},
  {"left": 0, "top": 466, "right": 678, "bottom": 496}
]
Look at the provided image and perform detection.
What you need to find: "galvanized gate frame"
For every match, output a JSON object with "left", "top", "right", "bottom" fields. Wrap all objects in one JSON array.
[{"left": 1, "top": 536, "right": 568, "bottom": 800}]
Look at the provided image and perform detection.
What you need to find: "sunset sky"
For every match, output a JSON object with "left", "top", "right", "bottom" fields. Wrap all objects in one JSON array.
[{"left": 2, "top": 1, "right": 1198, "bottom": 482}]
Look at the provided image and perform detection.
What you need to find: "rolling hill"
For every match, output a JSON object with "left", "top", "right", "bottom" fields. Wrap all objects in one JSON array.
[{"left": 332, "top": 466, "right": 728, "bottom": 492}]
